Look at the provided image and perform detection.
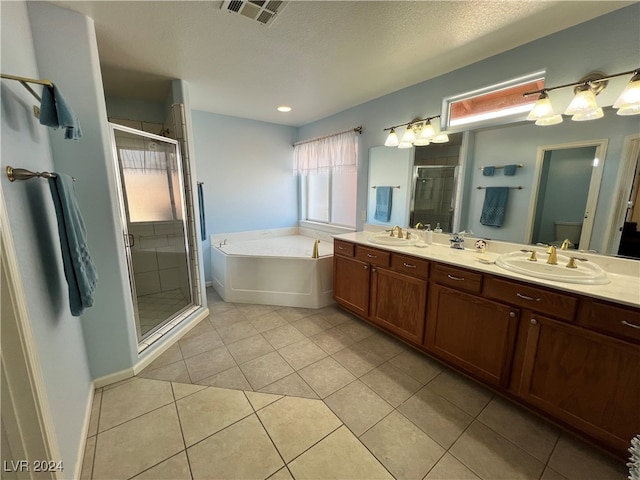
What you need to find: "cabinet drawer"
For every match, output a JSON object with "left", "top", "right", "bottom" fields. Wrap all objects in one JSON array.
[
  {"left": 578, "top": 300, "right": 640, "bottom": 344},
  {"left": 334, "top": 239, "right": 355, "bottom": 257},
  {"left": 355, "top": 245, "right": 391, "bottom": 267},
  {"left": 432, "top": 264, "right": 482, "bottom": 294},
  {"left": 484, "top": 276, "right": 577, "bottom": 320},
  {"left": 391, "top": 254, "right": 429, "bottom": 279}
]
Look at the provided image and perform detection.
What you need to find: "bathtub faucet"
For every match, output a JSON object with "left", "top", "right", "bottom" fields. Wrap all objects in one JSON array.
[{"left": 312, "top": 239, "right": 320, "bottom": 259}]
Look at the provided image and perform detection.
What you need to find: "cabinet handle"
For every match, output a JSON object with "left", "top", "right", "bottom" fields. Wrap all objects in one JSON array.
[
  {"left": 364, "top": 265, "right": 369, "bottom": 270},
  {"left": 531, "top": 318, "right": 538, "bottom": 325},
  {"left": 621, "top": 320, "right": 640, "bottom": 330},
  {"left": 509, "top": 312, "right": 516, "bottom": 318},
  {"left": 517, "top": 293, "right": 541, "bottom": 302},
  {"left": 338, "top": 246, "right": 346, "bottom": 250},
  {"left": 367, "top": 253, "right": 377, "bottom": 258},
  {"left": 447, "top": 274, "right": 465, "bottom": 281},
  {"left": 403, "top": 262, "right": 417, "bottom": 269}
]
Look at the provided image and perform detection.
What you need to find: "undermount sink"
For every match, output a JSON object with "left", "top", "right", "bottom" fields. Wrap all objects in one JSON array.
[
  {"left": 495, "top": 251, "right": 609, "bottom": 285},
  {"left": 368, "top": 231, "right": 419, "bottom": 246}
]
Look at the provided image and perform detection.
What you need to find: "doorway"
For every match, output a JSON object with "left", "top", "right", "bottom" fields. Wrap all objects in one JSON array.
[
  {"left": 109, "top": 124, "right": 197, "bottom": 343},
  {"left": 528, "top": 140, "right": 608, "bottom": 250}
]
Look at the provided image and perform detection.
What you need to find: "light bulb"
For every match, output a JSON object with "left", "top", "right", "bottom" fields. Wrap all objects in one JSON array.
[
  {"left": 431, "top": 133, "right": 449, "bottom": 143},
  {"left": 564, "top": 85, "right": 599, "bottom": 115},
  {"left": 400, "top": 126, "right": 416, "bottom": 144},
  {"left": 384, "top": 129, "right": 399, "bottom": 147},
  {"left": 614, "top": 73, "right": 640, "bottom": 112},
  {"left": 535, "top": 114, "right": 563, "bottom": 126},
  {"left": 413, "top": 123, "right": 432, "bottom": 146},
  {"left": 527, "top": 92, "right": 557, "bottom": 120},
  {"left": 571, "top": 107, "right": 604, "bottom": 121},
  {"left": 617, "top": 103, "right": 640, "bottom": 116}
]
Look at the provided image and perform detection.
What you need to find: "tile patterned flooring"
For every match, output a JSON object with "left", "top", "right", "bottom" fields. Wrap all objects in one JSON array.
[{"left": 81, "top": 289, "right": 628, "bottom": 479}]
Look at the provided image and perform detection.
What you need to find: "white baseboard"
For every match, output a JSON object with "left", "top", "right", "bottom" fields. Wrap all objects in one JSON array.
[{"left": 73, "top": 383, "right": 96, "bottom": 480}]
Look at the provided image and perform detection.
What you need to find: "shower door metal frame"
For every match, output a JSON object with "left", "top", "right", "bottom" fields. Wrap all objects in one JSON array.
[{"left": 109, "top": 123, "right": 198, "bottom": 343}]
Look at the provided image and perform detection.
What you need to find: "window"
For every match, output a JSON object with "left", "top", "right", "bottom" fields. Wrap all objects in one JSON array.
[
  {"left": 294, "top": 130, "right": 358, "bottom": 228},
  {"left": 442, "top": 71, "right": 545, "bottom": 130}
]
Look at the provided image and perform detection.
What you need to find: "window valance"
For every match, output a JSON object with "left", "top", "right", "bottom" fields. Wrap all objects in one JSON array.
[{"left": 293, "top": 128, "right": 360, "bottom": 176}]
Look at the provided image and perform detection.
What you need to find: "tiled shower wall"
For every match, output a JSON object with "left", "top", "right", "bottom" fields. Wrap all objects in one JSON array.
[{"left": 129, "top": 220, "right": 190, "bottom": 300}]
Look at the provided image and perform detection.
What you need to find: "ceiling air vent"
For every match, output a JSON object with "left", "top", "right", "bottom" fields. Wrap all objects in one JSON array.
[{"left": 221, "top": 1, "right": 288, "bottom": 26}]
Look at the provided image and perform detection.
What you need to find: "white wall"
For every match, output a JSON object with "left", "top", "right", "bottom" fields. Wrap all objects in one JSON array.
[
  {"left": 0, "top": 3, "right": 93, "bottom": 476},
  {"left": 192, "top": 111, "right": 297, "bottom": 281}
]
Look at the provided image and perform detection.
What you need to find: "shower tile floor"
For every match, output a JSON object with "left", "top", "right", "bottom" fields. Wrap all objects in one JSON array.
[
  {"left": 81, "top": 288, "right": 628, "bottom": 479},
  {"left": 137, "top": 289, "right": 190, "bottom": 336}
]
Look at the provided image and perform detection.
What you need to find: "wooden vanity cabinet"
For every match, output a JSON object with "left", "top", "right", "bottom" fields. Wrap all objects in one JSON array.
[
  {"left": 519, "top": 313, "right": 640, "bottom": 456},
  {"left": 333, "top": 241, "right": 371, "bottom": 318},
  {"left": 425, "top": 266, "right": 520, "bottom": 388},
  {"left": 333, "top": 240, "right": 428, "bottom": 343},
  {"left": 370, "top": 253, "right": 429, "bottom": 344},
  {"left": 333, "top": 238, "right": 640, "bottom": 460}
]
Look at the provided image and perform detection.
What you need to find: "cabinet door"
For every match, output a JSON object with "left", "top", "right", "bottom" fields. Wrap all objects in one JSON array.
[
  {"left": 370, "top": 267, "right": 427, "bottom": 344},
  {"left": 333, "top": 255, "right": 370, "bottom": 318},
  {"left": 520, "top": 314, "right": 640, "bottom": 458},
  {"left": 425, "top": 284, "right": 519, "bottom": 387}
]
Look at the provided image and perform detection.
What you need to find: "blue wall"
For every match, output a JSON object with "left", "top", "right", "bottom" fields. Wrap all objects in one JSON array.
[
  {"left": 0, "top": 3, "right": 94, "bottom": 476},
  {"left": 192, "top": 111, "right": 297, "bottom": 280},
  {"left": 28, "top": 2, "right": 139, "bottom": 379}
]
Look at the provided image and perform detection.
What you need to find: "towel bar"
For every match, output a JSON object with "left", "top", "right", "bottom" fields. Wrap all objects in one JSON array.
[
  {"left": 6, "top": 166, "right": 63, "bottom": 182},
  {"left": 372, "top": 185, "right": 401, "bottom": 189},
  {"left": 479, "top": 164, "right": 524, "bottom": 171},
  {"left": 477, "top": 186, "right": 523, "bottom": 189}
]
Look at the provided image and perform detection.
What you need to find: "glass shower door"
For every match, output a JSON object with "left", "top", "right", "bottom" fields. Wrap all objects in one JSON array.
[{"left": 110, "top": 124, "right": 194, "bottom": 341}]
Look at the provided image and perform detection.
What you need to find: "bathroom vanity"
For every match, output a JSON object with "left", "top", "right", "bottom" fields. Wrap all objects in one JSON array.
[{"left": 333, "top": 231, "right": 640, "bottom": 461}]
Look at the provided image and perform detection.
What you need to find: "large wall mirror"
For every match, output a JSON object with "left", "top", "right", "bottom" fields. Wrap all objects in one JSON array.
[{"left": 368, "top": 108, "right": 640, "bottom": 258}]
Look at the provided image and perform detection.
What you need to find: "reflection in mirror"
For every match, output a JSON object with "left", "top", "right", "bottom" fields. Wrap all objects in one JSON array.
[
  {"left": 460, "top": 109, "right": 640, "bottom": 256},
  {"left": 409, "top": 133, "right": 463, "bottom": 231},
  {"left": 529, "top": 142, "right": 604, "bottom": 251}
]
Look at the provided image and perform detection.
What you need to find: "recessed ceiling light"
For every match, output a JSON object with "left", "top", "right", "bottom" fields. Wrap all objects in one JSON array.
[{"left": 277, "top": 106, "right": 292, "bottom": 112}]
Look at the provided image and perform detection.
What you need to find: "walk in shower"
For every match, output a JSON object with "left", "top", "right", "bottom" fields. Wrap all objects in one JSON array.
[
  {"left": 409, "top": 165, "right": 458, "bottom": 232},
  {"left": 110, "top": 123, "right": 199, "bottom": 343}
]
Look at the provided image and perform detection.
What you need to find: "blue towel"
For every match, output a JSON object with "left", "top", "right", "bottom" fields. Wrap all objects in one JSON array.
[
  {"left": 482, "top": 166, "right": 495, "bottom": 176},
  {"left": 40, "top": 84, "right": 82, "bottom": 140},
  {"left": 374, "top": 186, "right": 393, "bottom": 222},
  {"left": 480, "top": 187, "right": 509, "bottom": 227},
  {"left": 197, "top": 182, "right": 206, "bottom": 241},
  {"left": 503, "top": 164, "right": 517, "bottom": 176},
  {"left": 49, "top": 174, "right": 97, "bottom": 316}
]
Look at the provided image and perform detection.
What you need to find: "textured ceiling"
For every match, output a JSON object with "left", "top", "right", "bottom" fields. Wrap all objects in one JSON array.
[{"left": 52, "top": 1, "right": 633, "bottom": 126}]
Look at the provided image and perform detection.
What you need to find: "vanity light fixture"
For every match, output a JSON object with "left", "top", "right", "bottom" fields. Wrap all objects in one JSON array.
[
  {"left": 384, "top": 128, "right": 399, "bottom": 147},
  {"left": 526, "top": 91, "right": 563, "bottom": 125},
  {"left": 614, "top": 71, "right": 640, "bottom": 115},
  {"left": 523, "top": 68, "right": 640, "bottom": 125},
  {"left": 383, "top": 115, "right": 449, "bottom": 148}
]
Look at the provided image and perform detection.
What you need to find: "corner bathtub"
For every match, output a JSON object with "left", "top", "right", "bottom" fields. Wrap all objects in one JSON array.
[{"left": 211, "top": 233, "right": 334, "bottom": 308}]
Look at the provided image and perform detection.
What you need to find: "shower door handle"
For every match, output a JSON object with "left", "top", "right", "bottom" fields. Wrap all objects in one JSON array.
[{"left": 124, "top": 233, "right": 135, "bottom": 248}]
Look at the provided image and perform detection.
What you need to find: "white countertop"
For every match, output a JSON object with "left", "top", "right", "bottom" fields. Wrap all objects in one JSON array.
[{"left": 334, "top": 231, "right": 640, "bottom": 309}]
